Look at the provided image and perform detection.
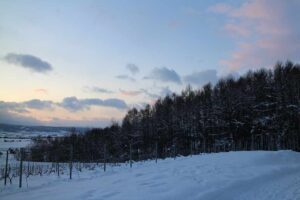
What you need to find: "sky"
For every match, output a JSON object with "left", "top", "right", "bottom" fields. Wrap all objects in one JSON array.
[{"left": 0, "top": 0, "right": 299, "bottom": 127}]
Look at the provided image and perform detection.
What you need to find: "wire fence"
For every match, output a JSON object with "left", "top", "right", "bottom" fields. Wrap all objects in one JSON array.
[{"left": 1, "top": 133, "right": 299, "bottom": 189}]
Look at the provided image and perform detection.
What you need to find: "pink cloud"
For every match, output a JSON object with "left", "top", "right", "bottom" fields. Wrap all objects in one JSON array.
[
  {"left": 231, "top": 0, "right": 276, "bottom": 19},
  {"left": 210, "top": 0, "right": 300, "bottom": 71},
  {"left": 119, "top": 89, "right": 142, "bottom": 96},
  {"left": 35, "top": 88, "right": 48, "bottom": 94}
]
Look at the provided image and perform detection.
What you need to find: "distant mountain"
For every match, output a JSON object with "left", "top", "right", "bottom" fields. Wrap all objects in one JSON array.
[{"left": 0, "top": 123, "right": 90, "bottom": 138}]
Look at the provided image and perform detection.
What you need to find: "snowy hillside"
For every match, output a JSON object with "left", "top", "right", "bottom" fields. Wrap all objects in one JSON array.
[{"left": 1, "top": 150, "right": 300, "bottom": 200}]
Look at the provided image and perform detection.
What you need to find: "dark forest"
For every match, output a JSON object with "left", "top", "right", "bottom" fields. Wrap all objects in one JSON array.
[{"left": 26, "top": 61, "right": 300, "bottom": 162}]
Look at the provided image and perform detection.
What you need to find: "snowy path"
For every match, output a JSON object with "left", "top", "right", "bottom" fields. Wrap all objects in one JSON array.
[
  {"left": 1, "top": 151, "right": 300, "bottom": 200},
  {"left": 202, "top": 166, "right": 300, "bottom": 200}
]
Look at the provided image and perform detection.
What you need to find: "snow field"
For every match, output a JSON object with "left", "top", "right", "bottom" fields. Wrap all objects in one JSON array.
[{"left": 1, "top": 150, "right": 300, "bottom": 200}]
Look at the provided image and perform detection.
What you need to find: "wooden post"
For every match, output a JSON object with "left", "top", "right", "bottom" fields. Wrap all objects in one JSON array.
[
  {"left": 129, "top": 143, "right": 132, "bottom": 168},
  {"left": 273, "top": 135, "right": 277, "bottom": 151},
  {"left": 69, "top": 145, "right": 73, "bottom": 180},
  {"left": 19, "top": 148, "right": 23, "bottom": 188},
  {"left": 269, "top": 135, "right": 272, "bottom": 151},
  {"left": 4, "top": 150, "right": 8, "bottom": 185},
  {"left": 155, "top": 141, "right": 158, "bottom": 163},
  {"left": 251, "top": 134, "right": 254, "bottom": 151},
  {"left": 27, "top": 161, "right": 30, "bottom": 178},
  {"left": 57, "top": 162, "right": 60, "bottom": 177},
  {"left": 296, "top": 134, "right": 299, "bottom": 151},
  {"left": 173, "top": 143, "right": 176, "bottom": 160},
  {"left": 56, "top": 155, "right": 60, "bottom": 177},
  {"left": 190, "top": 139, "right": 193, "bottom": 156},
  {"left": 103, "top": 144, "right": 106, "bottom": 172}
]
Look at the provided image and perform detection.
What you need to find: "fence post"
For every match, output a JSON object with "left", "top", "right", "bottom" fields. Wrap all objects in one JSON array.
[
  {"left": 19, "top": 148, "right": 23, "bottom": 188},
  {"left": 56, "top": 156, "right": 60, "bottom": 177},
  {"left": 190, "top": 139, "right": 193, "bottom": 156},
  {"left": 57, "top": 162, "right": 60, "bottom": 177},
  {"left": 296, "top": 134, "right": 299, "bottom": 150},
  {"left": 4, "top": 150, "right": 8, "bottom": 185},
  {"left": 251, "top": 134, "right": 254, "bottom": 150},
  {"left": 129, "top": 143, "right": 132, "bottom": 168},
  {"left": 155, "top": 141, "right": 158, "bottom": 163},
  {"left": 27, "top": 161, "right": 30, "bottom": 178},
  {"left": 69, "top": 145, "right": 73, "bottom": 180},
  {"left": 173, "top": 143, "right": 176, "bottom": 160},
  {"left": 103, "top": 144, "right": 106, "bottom": 172}
]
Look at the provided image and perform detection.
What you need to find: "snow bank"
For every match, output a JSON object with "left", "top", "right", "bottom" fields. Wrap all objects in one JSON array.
[{"left": 1, "top": 151, "right": 300, "bottom": 200}]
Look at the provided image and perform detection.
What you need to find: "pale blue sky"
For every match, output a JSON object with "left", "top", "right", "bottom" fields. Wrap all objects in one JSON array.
[{"left": 0, "top": 0, "right": 299, "bottom": 126}]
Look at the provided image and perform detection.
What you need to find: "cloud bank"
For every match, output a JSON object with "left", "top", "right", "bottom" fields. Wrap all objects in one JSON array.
[
  {"left": 3, "top": 53, "right": 53, "bottom": 73},
  {"left": 24, "top": 99, "right": 54, "bottom": 110},
  {"left": 0, "top": 97, "right": 127, "bottom": 113},
  {"left": 60, "top": 97, "right": 127, "bottom": 112},
  {"left": 0, "top": 97, "right": 128, "bottom": 126}
]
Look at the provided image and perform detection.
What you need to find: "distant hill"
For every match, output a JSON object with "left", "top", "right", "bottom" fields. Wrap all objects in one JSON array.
[{"left": 0, "top": 123, "right": 90, "bottom": 138}]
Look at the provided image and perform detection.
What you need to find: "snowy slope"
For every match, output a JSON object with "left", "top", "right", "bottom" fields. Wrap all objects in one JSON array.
[{"left": 1, "top": 151, "right": 300, "bottom": 200}]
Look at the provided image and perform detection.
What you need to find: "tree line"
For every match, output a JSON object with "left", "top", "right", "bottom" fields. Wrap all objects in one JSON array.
[{"left": 26, "top": 61, "right": 300, "bottom": 162}]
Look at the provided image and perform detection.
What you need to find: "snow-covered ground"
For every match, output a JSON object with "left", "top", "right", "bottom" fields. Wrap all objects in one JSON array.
[
  {"left": 0, "top": 123, "right": 74, "bottom": 163},
  {"left": 0, "top": 138, "right": 31, "bottom": 150},
  {"left": 1, "top": 150, "right": 300, "bottom": 200},
  {"left": 0, "top": 138, "right": 32, "bottom": 163}
]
